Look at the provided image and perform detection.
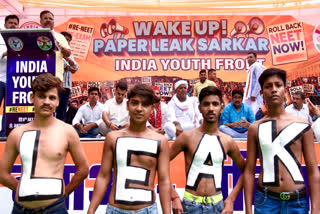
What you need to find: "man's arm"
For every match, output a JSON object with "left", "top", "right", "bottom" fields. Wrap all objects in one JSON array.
[
  {"left": 87, "top": 133, "right": 114, "bottom": 214},
  {"left": 64, "top": 55, "right": 79, "bottom": 73},
  {"left": 243, "top": 124, "right": 258, "bottom": 214},
  {"left": 102, "top": 111, "right": 119, "bottom": 131},
  {"left": 65, "top": 126, "right": 89, "bottom": 195},
  {"left": 302, "top": 128, "right": 320, "bottom": 214},
  {"left": 222, "top": 137, "right": 246, "bottom": 213},
  {"left": 0, "top": 129, "right": 19, "bottom": 191},
  {"left": 72, "top": 107, "right": 84, "bottom": 126},
  {"left": 158, "top": 137, "right": 171, "bottom": 214}
]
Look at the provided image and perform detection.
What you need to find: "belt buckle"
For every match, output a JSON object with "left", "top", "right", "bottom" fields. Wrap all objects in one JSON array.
[
  {"left": 202, "top": 197, "right": 208, "bottom": 205},
  {"left": 280, "top": 192, "right": 291, "bottom": 200}
]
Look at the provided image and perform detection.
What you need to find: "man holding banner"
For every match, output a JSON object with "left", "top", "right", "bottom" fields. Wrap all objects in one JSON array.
[
  {"left": 170, "top": 86, "right": 245, "bottom": 214},
  {"left": 244, "top": 68, "right": 320, "bottom": 214},
  {"left": 0, "top": 73, "right": 89, "bottom": 213},
  {"left": 88, "top": 84, "right": 171, "bottom": 214},
  {"left": 243, "top": 52, "right": 265, "bottom": 114},
  {"left": 0, "top": 15, "right": 19, "bottom": 137}
]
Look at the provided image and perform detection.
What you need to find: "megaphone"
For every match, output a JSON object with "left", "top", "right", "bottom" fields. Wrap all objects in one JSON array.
[
  {"left": 246, "top": 17, "right": 265, "bottom": 36},
  {"left": 100, "top": 19, "right": 129, "bottom": 39},
  {"left": 108, "top": 19, "right": 129, "bottom": 35},
  {"left": 230, "top": 21, "right": 247, "bottom": 37}
]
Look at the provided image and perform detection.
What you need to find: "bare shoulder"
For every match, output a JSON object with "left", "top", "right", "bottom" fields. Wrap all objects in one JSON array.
[
  {"left": 249, "top": 120, "right": 261, "bottom": 130},
  {"left": 217, "top": 131, "right": 236, "bottom": 152},
  {"left": 7, "top": 125, "right": 26, "bottom": 142}
]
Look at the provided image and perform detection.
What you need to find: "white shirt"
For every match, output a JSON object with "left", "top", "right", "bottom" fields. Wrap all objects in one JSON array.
[
  {"left": 72, "top": 101, "right": 103, "bottom": 126},
  {"left": 285, "top": 103, "right": 312, "bottom": 122},
  {"left": 103, "top": 98, "right": 129, "bottom": 126},
  {"left": 0, "top": 35, "right": 7, "bottom": 83}
]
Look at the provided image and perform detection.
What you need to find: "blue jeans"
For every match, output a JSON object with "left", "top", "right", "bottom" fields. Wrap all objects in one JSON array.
[
  {"left": 219, "top": 125, "right": 248, "bottom": 138},
  {"left": 182, "top": 197, "right": 224, "bottom": 214},
  {"left": 0, "top": 81, "right": 6, "bottom": 137},
  {"left": 12, "top": 196, "right": 68, "bottom": 214},
  {"left": 56, "top": 88, "right": 71, "bottom": 121},
  {"left": 75, "top": 126, "right": 100, "bottom": 138},
  {"left": 254, "top": 188, "right": 308, "bottom": 214},
  {"left": 106, "top": 203, "right": 158, "bottom": 214}
]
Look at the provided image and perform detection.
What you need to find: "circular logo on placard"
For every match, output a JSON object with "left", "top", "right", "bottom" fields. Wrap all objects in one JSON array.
[
  {"left": 313, "top": 24, "right": 320, "bottom": 53},
  {"left": 8, "top": 37, "right": 23, "bottom": 51},
  {"left": 37, "top": 36, "right": 53, "bottom": 51}
]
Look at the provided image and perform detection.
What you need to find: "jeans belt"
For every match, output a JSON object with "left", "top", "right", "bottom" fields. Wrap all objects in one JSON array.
[
  {"left": 256, "top": 185, "right": 306, "bottom": 201},
  {"left": 13, "top": 196, "right": 65, "bottom": 214},
  {"left": 184, "top": 191, "right": 223, "bottom": 205}
]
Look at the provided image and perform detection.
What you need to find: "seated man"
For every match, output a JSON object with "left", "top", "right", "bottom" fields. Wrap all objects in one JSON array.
[
  {"left": 72, "top": 87, "right": 103, "bottom": 138},
  {"left": 220, "top": 90, "right": 255, "bottom": 138},
  {"left": 148, "top": 86, "right": 171, "bottom": 135},
  {"left": 99, "top": 82, "right": 129, "bottom": 136},
  {"left": 285, "top": 91, "right": 312, "bottom": 123},
  {"left": 164, "top": 80, "right": 202, "bottom": 140}
]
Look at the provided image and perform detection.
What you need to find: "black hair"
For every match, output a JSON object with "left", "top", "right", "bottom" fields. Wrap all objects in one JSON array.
[
  {"left": 199, "top": 86, "right": 223, "bottom": 104},
  {"left": 232, "top": 90, "right": 243, "bottom": 98},
  {"left": 116, "top": 81, "right": 128, "bottom": 91},
  {"left": 293, "top": 91, "right": 305, "bottom": 100},
  {"left": 5, "top": 15, "right": 19, "bottom": 24},
  {"left": 61, "top": 31, "right": 72, "bottom": 41},
  {"left": 199, "top": 69, "right": 206, "bottom": 74},
  {"left": 248, "top": 52, "right": 257, "bottom": 58},
  {"left": 127, "top": 84, "right": 155, "bottom": 106},
  {"left": 88, "top": 87, "right": 100, "bottom": 96},
  {"left": 259, "top": 68, "right": 286, "bottom": 88},
  {"left": 40, "top": 10, "right": 54, "bottom": 19}
]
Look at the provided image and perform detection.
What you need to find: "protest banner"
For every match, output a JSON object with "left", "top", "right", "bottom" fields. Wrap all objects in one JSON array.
[
  {"left": 303, "top": 84, "right": 314, "bottom": 94},
  {"left": 154, "top": 82, "right": 173, "bottom": 97},
  {"left": 71, "top": 85, "right": 82, "bottom": 98},
  {"left": 66, "top": 22, "right": 95, "bottom": 60},
  {"left": 289, "top": 85, "right": 304, "bottom": 97},
  {"left": 267, "top": 21, "right": 307, "bottom": 65},
  {"left": 0, "top": 29, "right": 56, "bottom": 135}
]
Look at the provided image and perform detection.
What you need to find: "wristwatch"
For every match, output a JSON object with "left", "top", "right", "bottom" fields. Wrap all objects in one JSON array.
[{"left": 312, "top": 114, "right": 320, "bottom": 122}]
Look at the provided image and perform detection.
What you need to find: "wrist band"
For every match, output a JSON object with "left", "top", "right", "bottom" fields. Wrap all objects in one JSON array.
[{"left": 171, "top": 195, "right": 180, "bottom": 201}]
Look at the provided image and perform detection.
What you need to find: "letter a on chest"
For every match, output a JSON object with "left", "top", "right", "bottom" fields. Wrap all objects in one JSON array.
[
  {"left": 258, "top": 120, "right": 310, "bottom": 186},
  {"left": 186, "top": 134, "right": 225, "bottom": 191}
]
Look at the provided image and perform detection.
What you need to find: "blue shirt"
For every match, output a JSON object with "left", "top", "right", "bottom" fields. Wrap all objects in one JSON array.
[{"left": 221, "top": 102, "right": 255, "bottom": 133}]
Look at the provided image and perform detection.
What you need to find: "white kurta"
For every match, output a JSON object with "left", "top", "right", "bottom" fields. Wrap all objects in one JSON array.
[
  {"left": 243, "top": 61, "right": 265, "bottom": 114},
  {"left": 164, "top": 95, "right": 202, "bottom": 140}
]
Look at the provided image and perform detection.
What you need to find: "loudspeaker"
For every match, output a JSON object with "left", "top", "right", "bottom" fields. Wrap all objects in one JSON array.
[
  {"left": 230, "top": 21, "right": 247, "bottom": 37},
  {"left": 100, "top": 19, "right": 129, "bottom": 38},
  {"left": 247, "top": 17, "right": 265, "bottom": 35}
]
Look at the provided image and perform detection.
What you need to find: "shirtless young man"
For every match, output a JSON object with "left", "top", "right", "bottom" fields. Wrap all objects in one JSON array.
[
  {"left": 87, "top": 84, "right": 171, "bottom": 214},
  {"left": 243, "top": 68, "right": 320, "bottom": 214},
  {"left": 0, "top": 73, "right": 89, "bottom": 213},
  {"left": 170, "top": 86, "right": 245, "bottom": 214}
]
